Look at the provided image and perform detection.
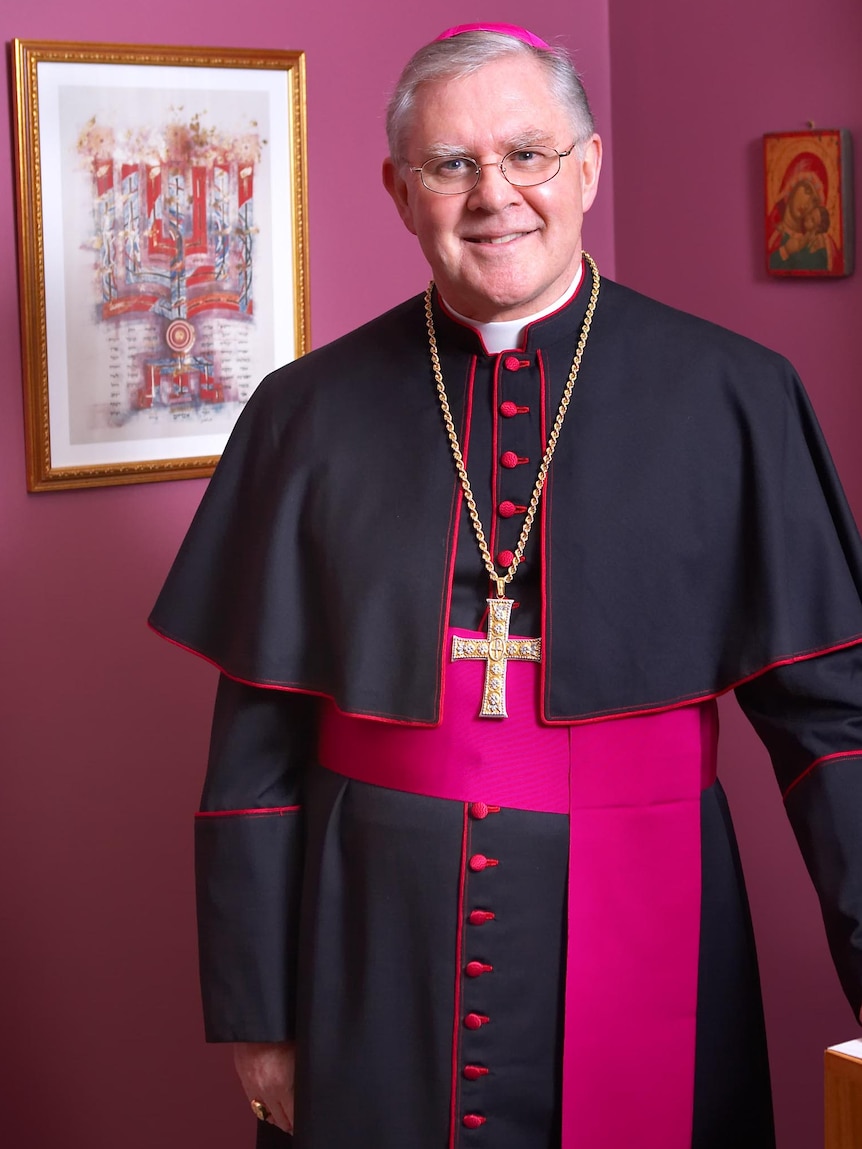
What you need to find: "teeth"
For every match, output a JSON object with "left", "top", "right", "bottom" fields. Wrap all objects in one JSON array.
[{"left": 479, "top": 233, "right": 523, "bottom": 244}]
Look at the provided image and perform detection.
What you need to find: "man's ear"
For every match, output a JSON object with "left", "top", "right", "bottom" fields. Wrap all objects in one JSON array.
[
  {"left": 579, "top": 134, "right": 602, "bottom": 214},
  {"left": 382, "top": 158, "right": 418, "bottom": 235}
]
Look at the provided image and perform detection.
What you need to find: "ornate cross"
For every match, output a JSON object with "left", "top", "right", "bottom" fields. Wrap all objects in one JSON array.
[{"left": 451, "top": 597, "right": 542, "bottom": 718}]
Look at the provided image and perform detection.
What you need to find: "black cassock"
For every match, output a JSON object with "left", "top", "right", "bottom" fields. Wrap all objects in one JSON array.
[{"left": 152, "top": 263, "right": 862, "bottom": 1148}]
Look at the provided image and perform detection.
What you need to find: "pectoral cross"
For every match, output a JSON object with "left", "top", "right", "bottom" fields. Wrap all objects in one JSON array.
[{"left": 451, "top": 597, "right": 542, "bottom": 718}]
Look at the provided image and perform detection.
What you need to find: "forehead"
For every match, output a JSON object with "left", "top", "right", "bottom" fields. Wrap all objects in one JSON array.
[{"left": 407, "top": 54, "right": 568, "bottom": 156}]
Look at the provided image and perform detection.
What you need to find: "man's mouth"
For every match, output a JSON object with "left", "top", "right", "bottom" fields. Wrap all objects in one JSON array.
[{"left": 465, "top": 231, "right": 531, "bottom": 245}]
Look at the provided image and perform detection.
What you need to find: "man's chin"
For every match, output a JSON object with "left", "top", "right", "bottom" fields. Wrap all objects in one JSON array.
[{"left": 455, "top": 276, "right": 563, "bottom": 324}]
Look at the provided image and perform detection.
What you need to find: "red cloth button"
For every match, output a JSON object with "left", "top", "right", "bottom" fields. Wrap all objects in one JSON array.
[
  {"left": 496, "top": 549, "right": 515, "bottom": 569},
  {"left": 498, "top": 500, "right": 516, "bottom": 518},
  {"left": 469, "top": 854, "right": 498, "bottom": 872},
  {"left": 500, "top": 451, "right": 520, "bottom": 469},
  {"left": 503, "top": 355, "right": 522, "bottom": 371},
  {"left": 463, "top": 1114, "right": 487, "bottom": 1129},
  {"left": 470, "top": 802, "right": 489, "bottom": 819},
  {"left": 469, "top": 910, "right": 496, "bottom": 925},
  {"left": 464, "top": 1012, "right": 489, "bottom": 1030},
  {"left": 466, "top": 961, "right": 493, "bottom": 977},
  {"left": 463, "top": 1064, "right": 490, "bottom": 1081},
  {"left": 499, "top": 401, "right": 529, "bottom": 417}
]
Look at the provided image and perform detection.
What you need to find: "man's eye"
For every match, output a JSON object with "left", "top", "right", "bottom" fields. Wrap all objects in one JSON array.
[
  {"left": 431, "top": 157, "right": 472, "bottom": 177},
  {"left": 509, "top": 150, "right": 544, "bottom": 166}
]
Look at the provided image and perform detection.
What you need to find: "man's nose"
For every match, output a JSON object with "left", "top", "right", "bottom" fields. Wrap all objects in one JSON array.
[{"left": 466, "top": 162, "right": 523, "bottom": 209}]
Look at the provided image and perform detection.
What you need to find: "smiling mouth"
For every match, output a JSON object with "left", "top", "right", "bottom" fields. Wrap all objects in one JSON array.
[{"left": 466, "top": 232, "right": 531, "bottom": 245}]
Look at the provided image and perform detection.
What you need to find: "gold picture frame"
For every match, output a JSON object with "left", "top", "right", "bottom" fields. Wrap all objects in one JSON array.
[{"left": 11, "top": 40, "right": 310, "bottom": 491}]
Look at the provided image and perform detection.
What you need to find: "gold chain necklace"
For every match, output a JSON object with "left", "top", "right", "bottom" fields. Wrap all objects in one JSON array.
[{"left": 425, "top": 251, "right": 600, "bottom": 717}]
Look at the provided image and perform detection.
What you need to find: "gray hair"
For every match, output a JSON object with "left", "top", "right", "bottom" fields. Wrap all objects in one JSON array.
[{"left": 385, "top": 31, "right": 596, "bottom": 167}]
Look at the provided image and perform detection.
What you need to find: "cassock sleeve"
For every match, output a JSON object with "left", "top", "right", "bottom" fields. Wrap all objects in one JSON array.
[
  {"left": 195, "top": 674, "right": 318, "bottom": 1042},
  {"left": 735, "top": 646, "right": 862, "bottom": 1017}
]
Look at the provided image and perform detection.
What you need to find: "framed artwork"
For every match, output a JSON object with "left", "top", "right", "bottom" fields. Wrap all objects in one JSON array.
[
  {"left": 764, "top": 128, "right": 854, "bottom": 279},
  {"left": 11, "top": 40, "right": 309, "bottom": 491}
]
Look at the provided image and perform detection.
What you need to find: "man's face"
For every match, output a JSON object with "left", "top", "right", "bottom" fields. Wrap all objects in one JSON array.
[{"left": 383, "top": 54, "right": 602, "bottom": 323}]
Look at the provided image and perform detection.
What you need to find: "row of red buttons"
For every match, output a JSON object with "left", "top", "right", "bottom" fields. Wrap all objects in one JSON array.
[
  {"left": 460, "top": 802, "right": 502, "bottom": 1135},
  {"left": 498, "top": 377, "right": 531, "bottom": 578},
  {"left": 498, "top": 444, "right": 527, "bottom": 566},
  {"left": 463, "top": 362, "right": 531, "bottom": 1132},
  {"left": 497, "top": 432, "right": 526, "bottom": 568}
]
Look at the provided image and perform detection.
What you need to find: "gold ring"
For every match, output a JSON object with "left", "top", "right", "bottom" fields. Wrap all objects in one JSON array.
[{"left": 250, "top": 1099, "right": 271, "bottom": 1122}]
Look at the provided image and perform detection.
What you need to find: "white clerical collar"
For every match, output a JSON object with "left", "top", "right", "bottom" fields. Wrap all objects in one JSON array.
[{"left": 441, "top": 260, "right": 584, "bottom": 355}]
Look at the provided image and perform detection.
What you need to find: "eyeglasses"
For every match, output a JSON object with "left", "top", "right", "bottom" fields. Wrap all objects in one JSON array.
[{"left": 410, "top": 145, "right": 576, "bottom": 195}]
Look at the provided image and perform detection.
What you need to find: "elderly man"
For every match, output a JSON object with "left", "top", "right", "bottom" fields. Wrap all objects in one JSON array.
[{"left": 151, "top": 23, "right": 862, "bottom": 1149}]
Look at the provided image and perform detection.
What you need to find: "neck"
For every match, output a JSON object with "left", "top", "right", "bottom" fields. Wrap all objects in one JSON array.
[{"left": 441, "top": 262, "right": 584, "bottom": 354}]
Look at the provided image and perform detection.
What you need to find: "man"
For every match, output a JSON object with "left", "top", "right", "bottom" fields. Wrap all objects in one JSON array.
[{"left": 151, "top": 24, "right": 862, "bottom": 1149}]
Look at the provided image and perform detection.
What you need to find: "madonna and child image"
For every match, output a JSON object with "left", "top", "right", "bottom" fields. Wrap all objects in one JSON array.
[{"left": 764, "top": 128, "right": 854, "bottom": 277}]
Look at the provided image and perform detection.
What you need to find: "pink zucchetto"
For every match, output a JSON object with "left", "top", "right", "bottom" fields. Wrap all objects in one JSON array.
[{"left": 433, "top": 23, "right": 550, "bottom": 49}]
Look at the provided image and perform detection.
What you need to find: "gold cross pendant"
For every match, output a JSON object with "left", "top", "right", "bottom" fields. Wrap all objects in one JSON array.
[{"left": 451, "top": 598, "right": 542, "bottom": 718}]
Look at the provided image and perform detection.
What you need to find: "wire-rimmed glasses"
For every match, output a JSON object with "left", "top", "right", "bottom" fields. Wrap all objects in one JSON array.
[{"left": 410, "top": 145, "right": 576, "bottom": 195}]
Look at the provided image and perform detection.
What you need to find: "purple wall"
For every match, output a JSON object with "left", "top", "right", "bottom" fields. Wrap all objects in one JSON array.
[
  {"left": 610, "top": 2, "right": 862, "bottom": 1147},
  {"left": 3, "top": 0, "right": 858, "bottom": 1144},
  {"left": 0, "top": 6, "right": 612, "bottom": 1149}
]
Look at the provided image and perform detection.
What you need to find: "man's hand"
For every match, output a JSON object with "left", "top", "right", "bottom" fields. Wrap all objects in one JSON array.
[{"left": 234, "top": 1041, "right": 297, "bottom": 1135}]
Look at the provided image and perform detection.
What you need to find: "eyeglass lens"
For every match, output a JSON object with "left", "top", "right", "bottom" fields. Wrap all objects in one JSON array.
[{"left": 420, "top": 147, "right": 563, "bottom": 193}]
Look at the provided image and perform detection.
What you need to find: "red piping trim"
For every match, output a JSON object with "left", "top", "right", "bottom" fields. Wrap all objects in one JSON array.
[
  {"left": 539, "top": 632, "right": 862, "bottom": 726},
  {"left": 538, "top": 350, "right": 550, "bottom": 718},
  {"left": 782, "top": 750, "right": 862, "bottom": 800},
  {"left": 148, "top": 620, "right": 440, "bottom": 728},
  {"left": 490, "top": 355, "right": 501, "bottom": 560},
  {"left": 439, "top": 357, "right": 477, "bottom": 724},
  {"left": 152, "top": 630, "right": 862, "bottom": 730},
  {"left": 195, "top": 805, "right": 302, "bottom": 818},
  {"left": 516, "top": 254, "right": 586, "bottom": 350},
  {"left": 448, "top": 805, "right": 469, "bottom": 1149},
  {"left": 438, "top": 297, "right": 494, "bottom": 357}
]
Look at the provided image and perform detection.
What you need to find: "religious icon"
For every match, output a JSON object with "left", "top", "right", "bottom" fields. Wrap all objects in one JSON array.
[{"left": 764, "top": 129, "right": 854, "bottom": 278}]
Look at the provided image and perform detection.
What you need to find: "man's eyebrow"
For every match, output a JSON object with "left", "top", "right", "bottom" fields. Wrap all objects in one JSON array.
[
  {"left": 505, "top": 129, "right": 556, "bottom": 149},
  {"left": 419, "top": 130, "right": 556, "bottom": 160},
  {"left": 420, "top": 142, "right": 475, "bottom": 159}
]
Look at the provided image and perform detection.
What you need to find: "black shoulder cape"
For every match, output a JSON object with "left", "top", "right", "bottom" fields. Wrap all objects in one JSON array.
[{"left": 150, "top": 272, "right": 862, "bottom": 723}]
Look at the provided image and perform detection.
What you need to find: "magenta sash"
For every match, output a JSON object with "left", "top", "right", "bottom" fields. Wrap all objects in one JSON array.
[{"left": 318, "top": 626, "right": 717, "bottom": 1148}]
